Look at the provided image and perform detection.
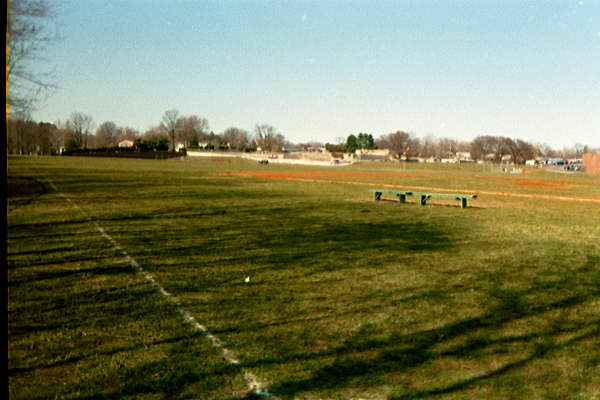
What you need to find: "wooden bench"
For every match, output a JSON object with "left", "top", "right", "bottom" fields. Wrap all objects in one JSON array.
[{"left": 369, "top": 189, "right": 477, "bottom": 208}]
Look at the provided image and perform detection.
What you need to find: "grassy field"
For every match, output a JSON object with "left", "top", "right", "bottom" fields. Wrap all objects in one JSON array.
[{"left": 7, "top": 156, "right": 600, "bottom": 400}]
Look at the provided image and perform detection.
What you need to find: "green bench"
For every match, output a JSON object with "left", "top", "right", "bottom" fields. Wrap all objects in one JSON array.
[
  {"left": 369, "top": 189, "right": 413, "bottom": 203},
  {"left": 369, "top": 189, "right": 477, "bottom": 208}
]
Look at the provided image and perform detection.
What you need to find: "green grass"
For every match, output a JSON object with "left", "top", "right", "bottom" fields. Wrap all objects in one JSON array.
[{"left": 7, "top": 156, "right": 600, "bottom": 399}]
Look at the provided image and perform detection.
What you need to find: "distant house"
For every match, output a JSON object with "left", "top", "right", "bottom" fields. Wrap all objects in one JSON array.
[
  {"left": 455, "top": 152, "right": 472, "bottom": 161},
  {"left": 119, "top": 140, "right": 134, "bottom": 148},
  {"left": 356, "top": 149, "right": 391, "bottom": 161}
]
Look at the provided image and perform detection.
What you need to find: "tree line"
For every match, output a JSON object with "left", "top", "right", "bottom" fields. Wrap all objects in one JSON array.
[
  {"left": 327, "top": 131, "right": 595, "bottom": 162},
  {"left": 6, "top": 109, "right": 291, "bottom": 155},
  {"left": 8, "top": 111, "right": 596, "bottom": 162}
]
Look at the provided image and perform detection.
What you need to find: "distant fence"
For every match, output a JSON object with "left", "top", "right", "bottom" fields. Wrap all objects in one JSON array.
[
  {"left": 582, "top": 153, "right": 600, "bottom": 173},
  {"left": 63, "top": 151, "right": 184, "bottom": 159}
]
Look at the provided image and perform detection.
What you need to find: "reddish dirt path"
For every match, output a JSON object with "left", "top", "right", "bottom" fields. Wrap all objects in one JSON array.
[
  {"left": 223, "top": 171, "right": 600, "bottom": 204},
  {"left": 511, "top": 181, "right": 574, "bottom": 189},
  {"left": 224, "top": 169, "right": 598, "bottom": 185}
]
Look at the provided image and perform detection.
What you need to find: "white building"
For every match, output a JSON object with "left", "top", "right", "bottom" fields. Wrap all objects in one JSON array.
[{"left": 119, "top": 140, "right": 134, "bottom": 148}]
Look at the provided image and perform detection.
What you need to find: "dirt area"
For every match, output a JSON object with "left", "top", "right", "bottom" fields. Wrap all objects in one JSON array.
[
  {"left": 223, "top": 171, "right": 600, "bottom": 204},
  {"left": 224, "top": 169, "right": 597, "bottom": 185},
  {"left": 512, "top": 181, "right": 574, "bottom": 189}
]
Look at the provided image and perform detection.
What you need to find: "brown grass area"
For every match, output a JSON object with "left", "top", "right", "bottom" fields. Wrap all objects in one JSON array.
[{"left": 223, "top": 170, "right": 435, "bottom": 180}]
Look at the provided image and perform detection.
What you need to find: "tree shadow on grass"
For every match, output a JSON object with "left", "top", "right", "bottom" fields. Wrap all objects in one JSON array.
[
  {"left": 21, "top": 333, "right": 246, "bottom": 400},
  {"left": 265, "top": 261, "right": 600, "bottom": 398},
  {"left": 9, "top": 260, "right": 249, "bottom": 400},
  {"left": 7, "top": 176, "right": 48, "bottom": 207},
  {"left": 153, "top": 218, "right": 455, "bottom": 294}
]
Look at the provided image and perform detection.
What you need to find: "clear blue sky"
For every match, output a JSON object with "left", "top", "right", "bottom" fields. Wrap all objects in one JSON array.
[{"left": 34, "top": 0, "right": 600, "bottom": 148}]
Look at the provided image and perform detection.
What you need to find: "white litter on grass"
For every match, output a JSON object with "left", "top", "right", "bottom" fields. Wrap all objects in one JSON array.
[{"left": 48, "top": 182, "right": 273, "bottom": 398}]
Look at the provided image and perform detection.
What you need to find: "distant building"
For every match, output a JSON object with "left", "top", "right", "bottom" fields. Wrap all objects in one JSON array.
[
  {"left": 119, "top": 140, "right": 134, "bottom": 148},
  {"left": 455, "top": 152, "right": 472, "bottom": 161},
  {"left": 582, "top": 153, "right": 600, "bottom": 173},
  {"left": 356, "top": 149, "right": 391, "bottom": 161}
]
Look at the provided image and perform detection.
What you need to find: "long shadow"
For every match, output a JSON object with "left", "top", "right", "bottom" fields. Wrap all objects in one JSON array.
[
  {"left": 390, "top": 325, "right": 599, "bottom": 400},
  {"left": 16, "top": 329, "right": 245, "bottom": 400},
  {"left": 8, "top": 263, "right": 134, "bottom": 287},
  {"left": 8, "top": 245, "right": 87, "bottom": 257},
  {"left": 8, "top": 282, "right": 161, "bottom": 337},
  {"left": 210, "top": 286, "right": 436, "bottom": 337},
  {"left": 141, "top": 218, "right": 454, "bottom": 292},
  {"left": 8, "top": 218, "right": 92, "bottom": 232},
  {"left": 9, "top": 274, "right": 240, "bottom": 399},
  {"left": 8, "top": 331, "right": 204, "bottom": 376},
  {"left": 8, "top": 251, "right": 117, "bottom": 269},
  {"left": 266, "top": 274, "right": 600, "bottom": 398},
  {"left": 7, "top": 176, "right": 47, "bottom": 207},
  {"left": 37, "top": 332, "right": 246, "bottom": 400}
]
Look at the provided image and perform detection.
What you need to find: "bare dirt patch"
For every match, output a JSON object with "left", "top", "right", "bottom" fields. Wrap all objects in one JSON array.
[
  {"left": 223, "top": 171, "right": 600, "bottom": 204},
  {"left": 512, "top": 181, "right": 575, "bottom": 190}
]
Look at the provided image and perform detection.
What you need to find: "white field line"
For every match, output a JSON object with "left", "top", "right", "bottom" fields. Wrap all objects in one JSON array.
[{"left": 47, "top": 182, "right": 272, "bottom": 398}]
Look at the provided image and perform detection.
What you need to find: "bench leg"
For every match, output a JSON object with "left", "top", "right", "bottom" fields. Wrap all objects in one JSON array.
[
  {"left": 420, "top": 195, "right": 427, "bottom": 206},
  {"left": 461, "top": 198, "right": 467, "bottom": 208},
  {"left": 398, "top": 194, "right": 406, "bottom": 203},
  {"left": 374, "top": 192, "right": 382, "bottom": 201}
]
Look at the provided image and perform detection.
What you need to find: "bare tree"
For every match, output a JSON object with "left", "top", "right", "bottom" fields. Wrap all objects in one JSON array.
[
  {"left": 179, "top": 115, "right": 209, "bottom": 147},
  {"left": 7, "top": 118, "right": 61, "bottom": 154},
  {"left": 160, "top": 109, "right": 181, "bottom": 151},
  {"left": 43, "top": 121, "right": 65, "bottom": 154},
  {"left": 143, "top": 125, "right": 166, "bottom": 140},
  {"left": 255, "top": 124, "right": 283, "bottom": 152},
  {"left": 470, "top": 136, "right": 504, "bottom": 161},
  {"left": 436, "top": 137, "right": 459, "bottom": 158},
  {"left": 7, "top": 118, "right": 36, "bottom": 154},
  {"left": 7, "top": 0, "right": 57, "bottom": 117},
  {"left": 66, "top": 112, "right": 94, "bottom": 148},
  {"left": 116, "top": 126, "right": 139, "bottom": 143},
  {"left": 221, "top": 127, "right": 249, "bottom": 151},
  {"left": 514, "top": 139, "right": 536, "bottom": 163},
  {"left": 377, "top": 131, "right": 411, "bottom": 158},
  {"left": 95, "top": 121, "right": 118, "bottom": 148},
  {"left": 406, "top": 136, "right": 422, "bottom": 157},
  {"left": 420, "top": 135, "right": 437, "bottom": 158}
]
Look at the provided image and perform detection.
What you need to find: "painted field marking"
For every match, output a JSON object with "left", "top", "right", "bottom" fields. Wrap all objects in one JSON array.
[{"left": 47, "top": 182, "right": 272, "bottom": 398}]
